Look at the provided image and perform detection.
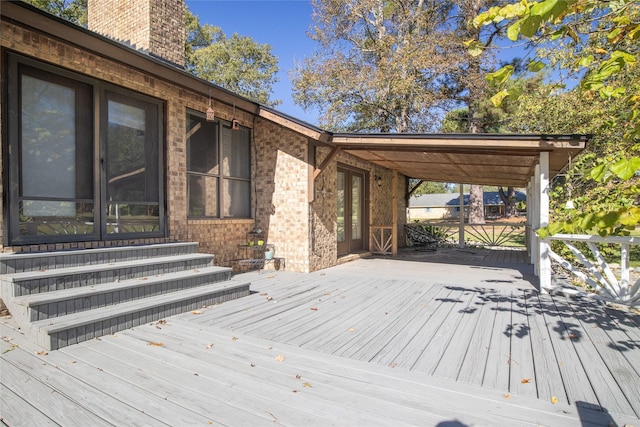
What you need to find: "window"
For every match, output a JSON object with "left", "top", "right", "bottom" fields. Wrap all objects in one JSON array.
[
  {"left": 186, "top": 111, "right": 251, "bottom": 218},
  {"left": 6, "top": 54, "right": 164, "bottom": 245}
]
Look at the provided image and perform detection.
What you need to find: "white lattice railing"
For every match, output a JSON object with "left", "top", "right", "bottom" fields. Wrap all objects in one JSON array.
[{"left": 548, "top": 234, "right": 639, "bottom": 306}]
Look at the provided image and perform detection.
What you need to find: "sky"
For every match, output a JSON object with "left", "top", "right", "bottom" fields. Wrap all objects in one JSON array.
[{"left": 185, "top": 0, "right": 320, "bottom": 125}]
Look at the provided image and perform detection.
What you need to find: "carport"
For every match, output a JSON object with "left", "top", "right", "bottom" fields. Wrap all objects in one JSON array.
[{"left": 325, "top": 132, "right": 588, "bottom": 289}]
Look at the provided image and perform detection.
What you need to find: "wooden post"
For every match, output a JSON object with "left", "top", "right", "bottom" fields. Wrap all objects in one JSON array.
[
  {"left": 392, "top": 170, "right": 398, "bottom": 256},
  {"left": 538, "top": 152, "right": 551, "bottom": 290},
  {"left": 458, "top": 184, "right": 465, "bottom": 247}
]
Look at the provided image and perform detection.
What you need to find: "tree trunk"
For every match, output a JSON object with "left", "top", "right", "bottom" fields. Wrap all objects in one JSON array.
[
  {"left": 468, "top": 184, "right": 485, "bottom": 224},
  {"left": 498, "top": 186, "right": 516, "bottom": 218}
]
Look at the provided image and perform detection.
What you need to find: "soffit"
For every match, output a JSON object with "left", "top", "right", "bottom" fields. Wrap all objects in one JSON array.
[{"left": 331, "top": 134, "right": 588, "bottom": 187}]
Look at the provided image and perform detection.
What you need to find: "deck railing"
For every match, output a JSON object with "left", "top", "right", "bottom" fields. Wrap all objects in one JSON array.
[
  {"left": 548, "top": 234, "right": 639, "bottom": 306},
  {"left": 412, "top": 221, "right": 526, "bottom": 248}
]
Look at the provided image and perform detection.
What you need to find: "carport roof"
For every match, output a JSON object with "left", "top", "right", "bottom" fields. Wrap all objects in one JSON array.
[{"left": 330, "top": 133, "right": 588, "bottom": 187}]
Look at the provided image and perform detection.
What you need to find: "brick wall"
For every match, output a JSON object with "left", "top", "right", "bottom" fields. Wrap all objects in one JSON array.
[
  {"left": 88, "top": 0, "right": 185, "bottom": 67},
  {"left": 0, "top": 16, "right": 406, "bottom": 272}
]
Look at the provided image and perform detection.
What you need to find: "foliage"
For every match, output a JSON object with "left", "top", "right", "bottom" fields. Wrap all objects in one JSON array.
[
  {"left": 410, "top": 180, "right": 459, "bottom": 196},
  {"left": 185, "top": 9, "right": 281, "bottom": 107},
  {"left": 23, "top": 0, "right": 87, "bottom": 26},
  {"left": 471, "top": 0, "right": 640, "bottom": 237},
  {"left": 291, "top": 0, "right": 498, "bottom": 132}
]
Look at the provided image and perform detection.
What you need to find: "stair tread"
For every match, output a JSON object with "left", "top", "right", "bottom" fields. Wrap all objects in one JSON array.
[
  {"left": 0, "top": 242, "right": 199, "bottom": 262},
  {"left": 13, "top": 266, "right": 232, "bottom": 307},
  {"left": 32, "top": 279, "right": 251, "bottom": 333},
  {"left": 3, "top": 253, "right": 213, "bottom": 282}
]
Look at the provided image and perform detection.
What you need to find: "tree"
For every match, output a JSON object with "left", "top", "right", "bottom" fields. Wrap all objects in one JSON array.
[
  {"left": 292, "top": 0, "right": 465, "bottom": 132},
  {"left": 23, "top": 0, "right": 87, "bottom": 25},
  {"left": 472, "top": 0, "right": 640, "bottom": 236},
  {"left": 185, "top": 9, "right": 281, "bottom": 107},
  {"left": 24, "top": 2, "right": 281, "bottom": 107}
]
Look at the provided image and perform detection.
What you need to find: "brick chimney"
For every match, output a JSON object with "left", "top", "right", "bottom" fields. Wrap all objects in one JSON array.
[{"left": 88, "top": 0, "right": 185, "bottom": 67}]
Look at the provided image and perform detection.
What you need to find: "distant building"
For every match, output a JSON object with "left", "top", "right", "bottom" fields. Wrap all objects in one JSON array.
[{"left": 408, "top": 191, "right": 526, "bottom": 221}]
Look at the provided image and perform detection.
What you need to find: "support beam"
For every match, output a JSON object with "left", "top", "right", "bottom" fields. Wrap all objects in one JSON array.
[
  {"left": 459, "top": 184, "right": 465, "bottom": 247},
  {"left": 407, "top": 180, "right": 424, "bottom": 199},
  {"left": 313, "top": 146, "right": 341, "bottom": 180},
  {"left": 392, "top": 170, "right": 398, "bottom": 256},
  {"left": 537, "top": 152, "right": 551, "bottom": 290}
]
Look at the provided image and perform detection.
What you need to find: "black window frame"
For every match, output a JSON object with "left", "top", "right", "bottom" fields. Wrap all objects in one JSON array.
[{"left": 186, "top": 109, "right": 252, "bottom": 219}]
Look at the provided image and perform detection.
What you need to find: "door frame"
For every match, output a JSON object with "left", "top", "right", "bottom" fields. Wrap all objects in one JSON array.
[{"left": 337, "top": 164, "right": 369, "bottom": 256}]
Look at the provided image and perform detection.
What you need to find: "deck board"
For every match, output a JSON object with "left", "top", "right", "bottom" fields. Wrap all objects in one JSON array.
[{"left": 2, "top": 250, "right": 640, "bottom": 425}]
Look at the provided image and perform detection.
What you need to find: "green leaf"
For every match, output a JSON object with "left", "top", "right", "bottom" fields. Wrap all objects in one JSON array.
[
  {"left": 578, "top": 54, "right": 594, "bottom": 68},
  {"left": 547, "top": 221, "right": 564, "bottom": 236},
  {"left": 589, "top": 163, "right": 608, "bottom": 181},
  {"left": 530, "top": 0, "right": 559, "bottom": 18},
  {"left": 618, "top": 207, "right": 640, "bottom": 227},
  {"left": 485, "top": 65, "right": 514, "bottom": 85},
  {"left": 520, "top": 15, "right": 543, "bottom": 38},
  {"left": 464, "top": 40, "right": 484, "bottom": 57},
  {"left": 528, "top": 60, "right": 546, "bottom": 72},
  {"left": 610, "top": 157, "right": 640, "bottom": 180},
  {"left": 536, "top": 227, "right": 550, "bottom": 239},
  {"left": 507, "top": 21, "right": 521, "bottom": 41},
  {"left": 490, "top": 89, "right": 510, "bottom": 107}
]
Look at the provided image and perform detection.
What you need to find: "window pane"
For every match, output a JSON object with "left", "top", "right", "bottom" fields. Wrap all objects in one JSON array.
[
  {"left": 19, "top": 201, "right": 94, "bottom": 237},
  {"left": 222, "top": 125, "right": 250, "bottom": 179},
  {"left": 223, "top": 179, "right": 250, "bottom": 218},
  {"left": 337, "top": 171, "right": 345, "bottom": 243},
  {"left": 107, "top": 100, "right": 147, "bottom": 202},
  {"left": 188, "top": 174, "right": 218, "bottom": 217},
  {"left": 21, "top": 75, "right": 76, "bottom": 204},
  {"left": 351, "top": 175, "right": 362, "bottom": 240},
  {"left": 187, "top": 116, "right": 218, "bottom": 174}
]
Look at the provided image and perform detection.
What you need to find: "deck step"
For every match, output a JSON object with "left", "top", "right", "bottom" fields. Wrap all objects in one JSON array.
[
  {"left": 0, "top": 243, "right": 250, "bottom": 351},
  {"left": 2, "top": 253, "right": 214, "bottom": 296},
  {"left": 12, "top": 266, "right": 232, "bottom": 322},
  {"left": 0, "top": 242, "right": 200, "bottom": 274},
  {"left": 31, "top": 279, "right": 251, "bottom": 350}
]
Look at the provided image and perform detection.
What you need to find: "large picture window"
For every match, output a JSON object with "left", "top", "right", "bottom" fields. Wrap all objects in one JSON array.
[
  {"left": 187, "top": 112, "right": 251, "bottom": 218},
  {"left": 6, "top": 54, "right": 165, "bottom": 245}
]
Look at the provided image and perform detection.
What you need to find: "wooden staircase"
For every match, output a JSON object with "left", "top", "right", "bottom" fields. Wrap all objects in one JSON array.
[{"left": 0, "top": 243, "right": 250, "bottom": 350}]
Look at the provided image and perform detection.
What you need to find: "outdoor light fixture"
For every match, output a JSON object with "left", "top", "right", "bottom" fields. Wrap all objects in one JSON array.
[
  {"left": 206, "top": 90, "right": 215, "bottom": 122},
  {"left": 374, "top": 175, "right": 383, "bottom": 187},
  {"left": 231, "top": 118, "right": 240, "bottom": 130}
]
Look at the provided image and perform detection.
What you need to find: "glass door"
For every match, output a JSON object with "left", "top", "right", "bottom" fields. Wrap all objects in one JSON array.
[
  {"left": 337, "top": 166, "right": 367, "bottom": 256},
  {"left": 103, "top": 92, "right": 162, "bottom": 236}
]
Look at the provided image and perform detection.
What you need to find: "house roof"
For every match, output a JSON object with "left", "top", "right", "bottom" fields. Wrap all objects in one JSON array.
[
  {"left": 409, "top": 191, "right": 526, "bottom": 208},
  {"left": 4, "top": 1, "right": 588, "bottom": 188}
]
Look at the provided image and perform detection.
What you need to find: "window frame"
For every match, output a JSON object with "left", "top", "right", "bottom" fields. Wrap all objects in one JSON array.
[{"left": 186, "top": 109, "right": 252, "bottom": 219}]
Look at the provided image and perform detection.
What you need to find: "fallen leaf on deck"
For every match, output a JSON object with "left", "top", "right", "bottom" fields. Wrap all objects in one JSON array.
[
  {"left": 267, "top": 275, "right": 275, "bottom": 278},
  {"left": 324, "top": 292, "right": 331, "bottom": 296},
  {"left": 266, "top": 296, "right": 273, "bottom": 301},
  {"left": 348, "top": 328, "right": 356, "bottom": 332},
  {"left": 206, "top": 343, "right": 214, "bottom": 349},
  {"left": 114, "top": 278, "right": 120, "bottom": 283},
  {"left": 2, "top": 344, "right": 18, "bottom": 354},
  {"left": 292, "top": 389, "right": 299, "bottom": 393},
  {"left": 568, "top": 333, "right": 577, "bottom": 340},
  {"left": 139, "top": 277, "right": 148, "bottom": 281},
  {"left": 551, "top": 396, "right": 558, "bottom": 404},
  {"left": 275, "top": 355, "right": 286, "bottom": 362},
  {"left": 231, "top": 336, "right": 238, "bottom": 341},
  {"left": 260, "top": 292, "right": 268, "bottom": 296},
  {"left": 191, "top": 310, "right": 203, "bottom": 315},
  {"left": 147, "top": 341, "right": 164, "bottom": 347},
  {"left": 295, "top": 374, "right": 302, "bottom": 379},
  {"left": 193, "top": 268, "right": 199, "bottom": 272},
  {"left": 303, "top": 382, "right": 312, "bottom": 388},
  {"left": 310, "top": 307, "right": 318, "bottom": 311},
  {"left": 521, "top": 378, "right": 531, "bottom": 384},
  {"left": 389, "top": 362, "right": 398, "bottom": 368},
  {"left": 503, "top": 394, "right": 511, "bottom": 399},
  {"left": 157, "top": 319, "right": 167, "bottom": 325},
  {"left": 251, "top": 363, "right": 256, "bottom": 367},
  {"left": 36, "top": 350, "right": 48, "bottom": 356}
]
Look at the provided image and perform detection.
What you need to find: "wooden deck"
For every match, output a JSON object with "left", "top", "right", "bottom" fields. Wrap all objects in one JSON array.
[{"left": 2, "top": 247, "right": 639, "bottom": 426}]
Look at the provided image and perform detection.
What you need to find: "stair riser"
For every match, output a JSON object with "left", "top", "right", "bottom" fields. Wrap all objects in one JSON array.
[
  {"left": 0, "top": 244, "right": 199, "bottom": 274},
  {"left": 29, "top": 271, "right": 232, "bottom": 321},
  {"left": 9, "top": 258, "right": 214, "bottom": 297},
  {"left": 38, "top": 286, "right": 251, "bottom": 350}
]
